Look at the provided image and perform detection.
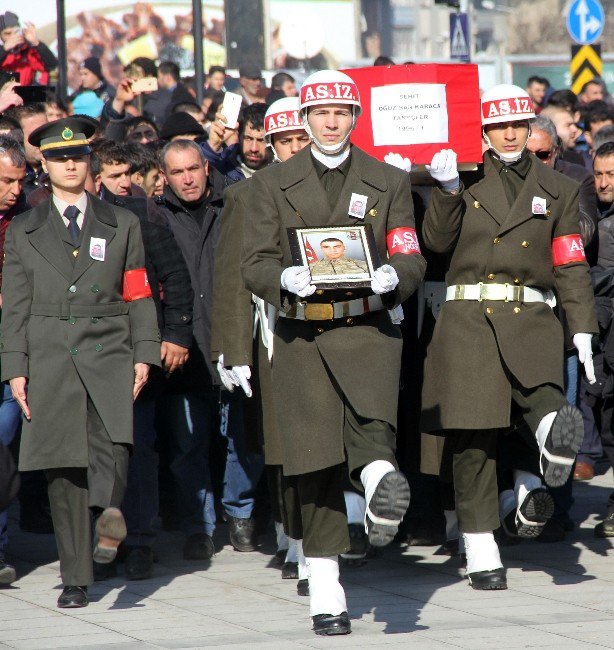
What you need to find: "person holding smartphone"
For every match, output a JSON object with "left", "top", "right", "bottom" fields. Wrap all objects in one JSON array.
[{"left": 0, "top": 13, "right": 57, "bottom": 86}]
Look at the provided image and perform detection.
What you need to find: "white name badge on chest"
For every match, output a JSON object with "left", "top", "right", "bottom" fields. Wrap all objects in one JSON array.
[
  {"left": 532, "top": 196, "right": 547, "bottom": 215},
  {"left": 89, "top": 237, "right": 106, "bottom": 261},
  {"left": 348, "top": 192, "right": 368, "bottom": 219}
]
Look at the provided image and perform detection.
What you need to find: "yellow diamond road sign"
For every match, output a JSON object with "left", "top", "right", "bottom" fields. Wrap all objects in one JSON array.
[{"left": 570, "top": 44, "right": 602, "bottom": 95}]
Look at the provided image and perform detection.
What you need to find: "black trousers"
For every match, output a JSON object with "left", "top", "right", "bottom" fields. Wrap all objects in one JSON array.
[
  {"left": 445, "top": 383, "right": 566, "bottom": 534},
  {"left": 45, "top": 397, "right": 129, "bottom": 586},
  {"left": 282, "top": 397, "right": 398, "bottom": 557}
]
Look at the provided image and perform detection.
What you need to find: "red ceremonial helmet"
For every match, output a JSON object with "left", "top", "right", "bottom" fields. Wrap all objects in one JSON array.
[
  {"left": 264, "top": 97, "right": 303, "bottom": 139},
  {"left": 481, "top": 84, "right": 535, "bottom": 163},
  {"left": 299, "top": 70, "right": 362, "bottom": 116},
  {"left": 481, "top": 84, "right": 535, "bottom": 127}
]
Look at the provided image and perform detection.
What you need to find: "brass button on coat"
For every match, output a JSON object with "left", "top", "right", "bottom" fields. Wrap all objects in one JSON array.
[
  {"left": 474, "top": 201, "right": 480, "bottom": 209},
  {"left": 514, "top": 278, "right": 521, "bottom": 285},
  {"left": 316, "top": 327, "right": 324, "bottom": 334},
  {"left": 493, "top": 238, "right": 501, "bottom": 245},
  {"left": 90, "top": 284, "right": 100, "bottom": 293},
  {"left": 70, "top": 347, "right": 78, "bottom": 355},
  {"left": 346, "top": 318, "right": 354, "bottom": 325},
  {"left": 69, "top": 316, "right": 77, "bottom": 325},
  {"left": 487, "top": 273, "right": 495, "bottom": 280},
  {"left": 513, "top": 307, "right": 521, "bottom": 314},
  {"left": 521, "top": 241, "right": 529, "bottom": 248},
  {"left": 316, "top": 289, "right": 324, "bottom": 295},
  {"left": 95, "top": 344, "right": 103, "bottom": 352},
  {"left": 68, "top": 285, "right": 77, "bottom": 293},
  {"left": 486, "top": 307, "right": 493, "bottom": 314}
]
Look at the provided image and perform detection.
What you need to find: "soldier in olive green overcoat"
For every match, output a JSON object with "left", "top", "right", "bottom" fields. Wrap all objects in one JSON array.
[
  {"left": 420, "top": 85, "right": 597, "bottom": 591},
  {"left": 0, "top": 118, "right": 160, "bottom": 608},
  {"left": 241, "top": 70, "right": 425, "bottom": 635}
]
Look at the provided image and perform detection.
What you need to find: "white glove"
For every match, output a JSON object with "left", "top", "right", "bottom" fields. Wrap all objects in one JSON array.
[
  {"left": 217, "top": 354, "right": 236, "bottom": 392},
  {"left": 231, "top": 365, "right": 252, "bottom": 398},
  {"left": 425, "top": 149, "right": 460, "bottom": 191},
  {"left": 384, "top": 152, "right": 412, "bottom": 173},
  {"left": 573, "top": 333, "right": 596, "bottom": 384},
  {"left": 281, "top": 266, "right": 316, "bottom": 298},
  {"left": 371, "top": 264, "right": 399, "bottom": 295}
]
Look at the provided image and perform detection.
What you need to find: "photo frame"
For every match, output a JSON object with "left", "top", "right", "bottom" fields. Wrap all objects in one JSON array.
[{"left": 287, "top": 224, "right": 381, "bottom": 290}]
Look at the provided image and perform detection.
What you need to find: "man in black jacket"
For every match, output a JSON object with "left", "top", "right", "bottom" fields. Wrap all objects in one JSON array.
[
  {"left": 156, "top": 139, "right": 263, "bottom": 559},
  {"left": 98, "top": 182, "right": 193, "bottom": 579}
]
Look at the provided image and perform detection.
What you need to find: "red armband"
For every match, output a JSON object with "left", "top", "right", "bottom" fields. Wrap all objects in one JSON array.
[
  {"left": 387, "top": 227, "right": 421, "bottom": 256},
  {"left": 123, "top": 268, "right": 152, "bottom": 302},
  {"left": 552, "top": 235, "right": 586, "bottom": 267}
]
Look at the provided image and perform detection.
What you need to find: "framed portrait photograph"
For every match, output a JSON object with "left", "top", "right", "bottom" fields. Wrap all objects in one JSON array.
[{"left": 287, "top": 224, "right": 381, "bottom": 290}]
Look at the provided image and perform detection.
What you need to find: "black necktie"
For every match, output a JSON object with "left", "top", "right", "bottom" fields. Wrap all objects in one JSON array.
[{"left": 64, "top": 205, "right": 80, "bottom": 246}]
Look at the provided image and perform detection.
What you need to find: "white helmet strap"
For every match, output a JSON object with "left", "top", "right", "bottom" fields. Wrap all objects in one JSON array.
[
  {"left": 482, "top": 124, "right": 531, "bottom": 165},
  {"left": 302, "top": 107, "right": 356, "bottom": 156}
]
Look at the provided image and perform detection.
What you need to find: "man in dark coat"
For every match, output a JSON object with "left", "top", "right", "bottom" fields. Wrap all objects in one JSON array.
[
  {"left": 0, "top": 117, "right": 160, "bottom": 608},
  {"left": 241, "top": 70, "right": 426, "bottom": 635},
  {"left": 98, "top": 183, "right": 193, "bottom": 580},
  {"left": 0, "top": 135, "right": 26, "bottom": 587},
  {"left": 421, "top": 84, "right": 598, "bottom": 590},
  {"left": 155, "top": 139, "right": 263, "bottom": 560}
]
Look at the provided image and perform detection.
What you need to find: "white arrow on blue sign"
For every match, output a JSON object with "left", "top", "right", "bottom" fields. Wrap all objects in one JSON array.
[{"left": 567, "top": 0, "right": 604, "bottom": 45}]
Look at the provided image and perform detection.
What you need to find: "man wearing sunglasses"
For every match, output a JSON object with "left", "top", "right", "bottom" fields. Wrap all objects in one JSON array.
[{"left": 527, "top": 115, "right": 599, "bottom": 259}]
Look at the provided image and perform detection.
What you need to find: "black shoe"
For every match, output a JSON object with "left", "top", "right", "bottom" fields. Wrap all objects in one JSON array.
[
  {"left": 125, "top": 546, "right": 154, "bottom": 580},
  {"left": 228, "top": 516, "right": 257, "bottom": 552},
  {"left": 536, "top": 518, "right": 566, "bottom": 543},
  {"left": 183, "top": 533, "right": 215, "bottom": 560},
  {"left": 467, "top": 568, "right": 507, "bottom": 590},
  {"left": 405, "top": 520, "right": 444, "bottom": 547},
  {"left": 540, "top": 405, "right": 584, "bottom": 488},
  {"left": 502, "top": 488, "right": 554, "bottom": 539},
  {"left": 366, "top": 471, "right": 411, "bottom": 548},
  {"left": 0, "top": 556, "right": 16, "bottom": 585},
  {"left": 281, "top": 561, "right": 298, "bottom": 579},
  {"left": 297, "top": 578, "right": 309, "bottom": 596},
  {"left": 93, "top": 560, "right": 117, "bottom": 581},
  {"left": 274, "top": 548, "right": 288, "bottom": 566},
  {"left": 595, "top": 512, "right": 614, "bottom": 538},
  {"left": 340, "top": 523, "right": 369, "bottom": 566},
  {"left": 312, "top": 611, "right": 351, "bottom": 636},
  {"left": 57, "top": 585, "right": 88, "bottom": 608},
  {"left": 441, "top": 538, "right": 459, "bottom": 556}
]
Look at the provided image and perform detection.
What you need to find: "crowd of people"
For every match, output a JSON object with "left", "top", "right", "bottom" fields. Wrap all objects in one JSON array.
[{"left": 0, "top": 8, "right": 613, "bottom": 639}]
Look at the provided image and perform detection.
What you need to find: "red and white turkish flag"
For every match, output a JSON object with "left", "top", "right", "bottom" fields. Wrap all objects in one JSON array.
[{"left": 304, "top": 238, "right": 318, "bottom": 264}]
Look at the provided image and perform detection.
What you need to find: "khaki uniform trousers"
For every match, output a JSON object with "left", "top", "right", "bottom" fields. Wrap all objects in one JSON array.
[
  {"left": 442, "top": 383, "right": 566, "bottom": 533},
  {"left": 45, "top": 396, "right": 129, "bottom": 586}
]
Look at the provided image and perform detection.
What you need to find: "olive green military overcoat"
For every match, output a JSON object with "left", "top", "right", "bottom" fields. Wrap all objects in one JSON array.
[
  {"left": 211, "top": 179, "right": 283, "bottom": 465},
  {"left": 241, "top": 145, "right": 426, "bottom": 476},
  {"left": 421, "top": 152, "right": 598, "bottom": 433},
  {"left": 0, "top": 195, "right": 161, "bottom": 471}
]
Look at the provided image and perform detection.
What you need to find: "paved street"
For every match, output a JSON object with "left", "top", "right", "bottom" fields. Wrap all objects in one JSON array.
[{"left": 1, "top": 470, "right": 614, "bottom": 650}]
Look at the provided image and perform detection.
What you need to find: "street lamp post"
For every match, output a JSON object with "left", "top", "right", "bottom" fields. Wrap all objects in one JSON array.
[
  {"left": 193, "top": 0, "right": 204, "bottom": 105},
  {"left": 56, "top": 0, "right": 67, "bottom": 100}
]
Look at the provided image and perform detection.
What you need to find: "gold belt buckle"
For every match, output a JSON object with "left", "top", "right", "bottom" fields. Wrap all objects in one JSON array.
[{"left": 303, "top": 303, "right": 334, "bottom": 321}]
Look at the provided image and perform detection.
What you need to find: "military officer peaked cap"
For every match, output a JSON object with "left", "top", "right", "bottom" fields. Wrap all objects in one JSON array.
[{"left": 28, "top": 116, "right": 96, "bottom": 159}]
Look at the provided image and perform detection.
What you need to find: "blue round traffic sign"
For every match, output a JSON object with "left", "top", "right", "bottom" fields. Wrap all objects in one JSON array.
[{"left": 567, "top": 0, "right": 604, "bottom": 45}]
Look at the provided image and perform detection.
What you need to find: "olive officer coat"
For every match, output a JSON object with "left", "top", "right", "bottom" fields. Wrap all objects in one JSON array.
[
  {"left": 241, "top": 145, "right": 426, "bottom": 476},
  {"left": 211, "top": 179, "right": 284, "bottom": 465},
  {"left": 0, "top": 194, "right": 161, "bottom": 471},
  {"left": 421, "top": 152, "right": 598, "bottom": 432}
]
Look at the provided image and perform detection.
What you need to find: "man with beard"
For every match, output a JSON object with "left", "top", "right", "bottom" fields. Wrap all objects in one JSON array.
[{"left": 201, "top": 103, "right": 270, "bottom": 183}]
